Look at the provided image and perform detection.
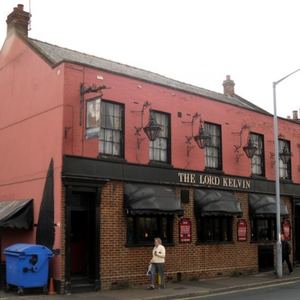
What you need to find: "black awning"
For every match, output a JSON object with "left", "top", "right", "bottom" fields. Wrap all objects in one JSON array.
[
  {"left": 124, "top": 183, "right": 183, "bottom": 216},
  {"left": 194, "top": 189, "right": 243, "bottom": 217},
  {"left": 0, "top": 199, "right": 33, "bottom": 229},
  {"left": 249, "top": 194, "right": 289, "bottom": 218}
]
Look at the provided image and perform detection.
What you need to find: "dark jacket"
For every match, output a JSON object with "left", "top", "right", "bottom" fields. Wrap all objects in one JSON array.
[{"left": 282, "top": 240, "right": 291, "bottom": 257}]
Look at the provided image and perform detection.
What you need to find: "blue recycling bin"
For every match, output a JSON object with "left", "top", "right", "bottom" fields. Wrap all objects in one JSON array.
[{"left": 4, "top": 244, "right": 53, "bottom": 295}]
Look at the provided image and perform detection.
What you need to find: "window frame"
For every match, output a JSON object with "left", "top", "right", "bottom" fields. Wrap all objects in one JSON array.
[
  {"left": 204, "top": 123, "right": 222, "bottom": 171},
  {"left": 250, "top": 133, "right": 265, "bottom": 177},
  {"left": 196, "top": 216, "right": 233, "bottom": 243},
  {"left": 251, "top": 218, "right": 276, "bottom": 242},
  {"left": 99, "top": 100, "right": 124, "bottom": 158},
  {"left": 278, "top": 139, "right": 291, "bottom": 180},
  {"left": 126, "top": 215, "right": 174, "bottom": 246},
  {"left": 149, "top": 111, "right": 171, "bottom": 164}
]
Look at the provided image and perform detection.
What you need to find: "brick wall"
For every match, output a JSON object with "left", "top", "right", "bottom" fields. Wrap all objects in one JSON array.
[{"left": 98, "top": 182, "right": 293, "bottom": 290}]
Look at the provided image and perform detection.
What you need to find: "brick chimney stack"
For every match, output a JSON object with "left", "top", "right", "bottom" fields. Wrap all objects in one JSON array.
[
  {"left": 292, "top": 110, "right": 298, "bottom": 120},
  {"left": 6, "top": 4, "right": 30, "bottom": 38},
  {"left": 223, "top": 75, "right": 235, "bottom": 97}
]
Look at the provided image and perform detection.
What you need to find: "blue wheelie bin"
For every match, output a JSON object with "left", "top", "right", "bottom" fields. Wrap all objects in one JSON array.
[{"left": 4, "top": 243, "right": 53, "bottom": 296}]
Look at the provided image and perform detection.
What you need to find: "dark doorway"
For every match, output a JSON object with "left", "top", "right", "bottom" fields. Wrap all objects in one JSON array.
[
  {"left": 294, "top": 203, "right": 300, "bottom": 265},
  {"left": 65, "top": 188, "right": 100, "bottom": 293},
  {"left": 71, "top": 210, "right": 88, "bottom": 277},
  {"left": 70, "top": 192, "right": 96, "bottom": 280}
]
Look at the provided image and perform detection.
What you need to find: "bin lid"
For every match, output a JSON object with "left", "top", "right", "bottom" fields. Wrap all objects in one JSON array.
[{"left": 4, "top": 243, "right": 52, "bottom": 256}]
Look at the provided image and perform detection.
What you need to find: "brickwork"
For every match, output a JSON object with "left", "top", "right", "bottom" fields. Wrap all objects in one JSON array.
[{"left": 97, "top": 182, "right": 293, "bottom": 290}]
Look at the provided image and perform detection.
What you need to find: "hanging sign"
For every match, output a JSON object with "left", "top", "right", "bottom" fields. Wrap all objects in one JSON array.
[
  {"left": 237, "top": 219, "right": 247, "bottom": 241},
  {"left": 179, "top": 218, "right": 191, "bottom": 243},
  {"left": 85, "top": 97, "right": 101, "bottom": 140}
]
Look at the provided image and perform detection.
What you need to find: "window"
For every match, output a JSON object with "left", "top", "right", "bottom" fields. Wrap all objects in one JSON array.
[
  {"left": 250, "top": 133, "right": 265, "bottom": 176},
  {"left": 251, "top": 218, "right": 276, "bottom": 241},
  {"left": 150, "top": 112, "right": 170, "bottom": 164},
  {"left": 196, "top": 217, "right": 232, "bottom": 242},
  {"left": 99, "top": 101, "right": 124, "bottom": 157},
  {"left": 279, "top": 140, "right": 291, "bottom": 180},
  {"left": 126, "top": 215, "right": 173, "bottom": 245},
  {"left": 205, "top": 123, "right": 222, "bottom": 170}
]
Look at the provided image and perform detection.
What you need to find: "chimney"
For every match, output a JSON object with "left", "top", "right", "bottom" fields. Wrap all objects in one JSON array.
[
  {"left": 223, "top": 75, "right": 235, "bottom": 97},
  {"left": 6, "top": 4, "right": 30, "bottom": 38},
  {"left": 292, "top": 110, "right": 298, "bottom": 120}
]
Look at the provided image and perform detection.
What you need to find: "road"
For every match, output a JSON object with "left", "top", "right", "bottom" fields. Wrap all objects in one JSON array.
[{"left": 176, "top": 279, "right": 300, "bottom": 300}]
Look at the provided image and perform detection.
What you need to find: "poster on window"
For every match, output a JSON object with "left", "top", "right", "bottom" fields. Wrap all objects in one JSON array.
[
  {"left": 237, "top": 219, "right": 247, "bottom": 241},
  {"left": 85, "top": 98, "right": 101, "bottom": 140},
  {"left": 179, "top": 218, "right": 191, "bottom": 243},
  {"left": 282, "top": 220, "right": 291, "bottom": 240}
]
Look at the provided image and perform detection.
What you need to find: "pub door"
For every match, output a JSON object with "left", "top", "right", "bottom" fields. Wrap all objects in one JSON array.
[
  {"left": 65, "top": 188, "right": 100, "bottom": 293},
  {"left": 294, "top": 202, "right": 300, "bottom": 265}
]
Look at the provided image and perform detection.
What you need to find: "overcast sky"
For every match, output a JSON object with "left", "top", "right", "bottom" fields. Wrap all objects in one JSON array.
[{"left": 1, "top": 0, "right": 300, "bottom": 119}]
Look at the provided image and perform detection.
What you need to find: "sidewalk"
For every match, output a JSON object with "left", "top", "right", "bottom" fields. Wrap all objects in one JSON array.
[{"left": 0, "top": 267, "right": 299, "bottom": 299}]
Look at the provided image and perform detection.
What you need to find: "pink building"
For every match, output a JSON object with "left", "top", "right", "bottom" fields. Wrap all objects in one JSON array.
[{"left": 0, "top": 4, "right": 300, "bottom": 294}]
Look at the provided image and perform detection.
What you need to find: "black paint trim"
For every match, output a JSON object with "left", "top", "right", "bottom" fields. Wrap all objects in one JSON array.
[{"left": 62, "top": 155, "right": 300, "bottom": 197}]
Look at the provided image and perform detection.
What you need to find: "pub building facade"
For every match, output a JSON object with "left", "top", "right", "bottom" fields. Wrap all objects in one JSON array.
[{"left": 1, "top": 5, "right": 300, "bottom": 294}]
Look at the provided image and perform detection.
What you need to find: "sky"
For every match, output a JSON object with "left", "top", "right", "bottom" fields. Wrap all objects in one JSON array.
[{"left": 1, "top": 0, "right": 300, "bottom": 119}]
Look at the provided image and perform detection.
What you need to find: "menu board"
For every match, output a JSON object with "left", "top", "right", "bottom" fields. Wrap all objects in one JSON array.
[
  {"left": 237, "top": 219, "right": 247, "bottom": 241},
  {"left": 179, "top": 218, "right": 191, "bottom": 243}
]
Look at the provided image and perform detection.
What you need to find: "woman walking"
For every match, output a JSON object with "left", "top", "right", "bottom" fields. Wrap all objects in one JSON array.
[{"left": 147, "top": 237, "right": 166, "bottom": 290}]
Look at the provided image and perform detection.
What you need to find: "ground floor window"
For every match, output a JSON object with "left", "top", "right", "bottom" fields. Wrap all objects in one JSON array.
[
  {"left": 126, "top": 215, "right": 173, "bottom": 245},
  {"left": 251, "top": 218, "right": 276, "bottom": 241},
  {"left": 196, "top": 216, "right": 232, "bottom": 242}
]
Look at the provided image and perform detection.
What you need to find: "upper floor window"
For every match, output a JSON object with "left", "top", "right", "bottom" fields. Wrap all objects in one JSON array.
[
  {"left": 250, "top": 133, "right": 265, "bottom": 176},
  {"left": 279, "top": 139, "right": 291, "bottom": 180},
  {"left": 204, "top": 123, "right": 222, "bottom": 170},
  {"left": 99, "top": 101, "right": 124, "bottom": 157},
  {"left": 150, "top": 112, "right": 170, "bottom": 164}
]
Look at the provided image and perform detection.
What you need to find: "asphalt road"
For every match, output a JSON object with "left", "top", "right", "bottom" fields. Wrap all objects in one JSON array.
[{"left": 176, "top": 279, "right": 300, "bottom": 300}]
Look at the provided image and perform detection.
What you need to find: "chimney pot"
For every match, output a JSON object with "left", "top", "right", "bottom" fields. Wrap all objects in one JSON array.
[{"left": 17, "top": 4, "right": 24, "bottom": 11}]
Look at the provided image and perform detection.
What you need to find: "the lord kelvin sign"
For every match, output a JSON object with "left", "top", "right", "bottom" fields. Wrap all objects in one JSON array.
[{"left": 177, "top": 173, "right": 251, "bottom": 190}]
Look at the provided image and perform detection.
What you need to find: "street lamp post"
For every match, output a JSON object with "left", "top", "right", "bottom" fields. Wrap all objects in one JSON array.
[{"left": 273, "top": 68, "right": 300, "bottom": 278}]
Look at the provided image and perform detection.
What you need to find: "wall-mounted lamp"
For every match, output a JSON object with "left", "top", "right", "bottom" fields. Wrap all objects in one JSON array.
[
  {"left": 233, "top": 125, "right": 257, "bottom": 162},
  {"left": 183, "top": 113, "right": 210, "bottom": 156},
  {"left": 270, "top": 136, "right": 292, "bottom": 167},
  {"left": 132, "top": 101, "right": 162, "bottom": 148},
  {"left": 279, "top": 145, "right": 292, "bottom": 164}
]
